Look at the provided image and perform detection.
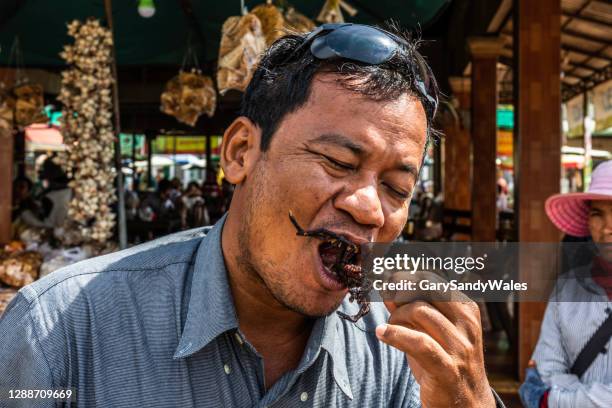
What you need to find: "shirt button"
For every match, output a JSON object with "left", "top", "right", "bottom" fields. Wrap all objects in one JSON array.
[
  {"left": 224, "top": 364, "right": 231, "bottom": 374},
  {"left": 300, "top": 392, "right": 308, "bottom": 402}
]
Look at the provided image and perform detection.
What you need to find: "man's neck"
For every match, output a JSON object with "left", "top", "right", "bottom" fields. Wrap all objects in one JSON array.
[{"left": 221, "top": 212, "right": 314, "bottom": 388}]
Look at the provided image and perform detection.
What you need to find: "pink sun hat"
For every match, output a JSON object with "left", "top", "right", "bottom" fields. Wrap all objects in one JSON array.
[{"left": 545, "top": 160, "right": 612, "bottom": 237}]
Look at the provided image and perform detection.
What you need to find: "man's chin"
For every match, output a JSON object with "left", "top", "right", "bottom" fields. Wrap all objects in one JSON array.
[{"left": 272, "top": 289, "right": 346, "bottom": 319}]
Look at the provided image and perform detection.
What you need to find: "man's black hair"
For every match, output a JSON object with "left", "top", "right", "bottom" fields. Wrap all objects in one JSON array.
[{"left": 240, "top": 22, "right": 440, "bottom": 153}]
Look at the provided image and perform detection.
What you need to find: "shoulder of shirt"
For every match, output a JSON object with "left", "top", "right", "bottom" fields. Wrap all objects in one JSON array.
[
  {"left": 16, "top": 226, "right": 214, "bottom": 307},
  {"left": 550, "top": 263, "right": 601, "bottom": 301}
]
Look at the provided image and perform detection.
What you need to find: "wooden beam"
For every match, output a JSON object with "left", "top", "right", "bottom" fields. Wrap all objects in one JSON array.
[
  {"left": 561, "top": 44, "right": 610, "bottom": 61},
  {"left": 0, "top": 128, "right": 13, "bottom": 244},
  {"left": 564, "top": 72, "right": 588, "bottom": 80},
  {"left": 562, "top": 27, "right": 611, "bottom": 47},
  {"left": 503, "top": 43, "right": 604, "bottom": 72},
  {"left": 517, "top": 0, "right": 562, "bottom": 380},
  {"left": 561, "top": 0, "right": 592, "bottom": 30},
  {"left": 564, "top": 59, "right": 603, "bottom": 72},
  {"left": 561, "top": 10, "right": 609, "bottom": 27},
  {"left": 562, "top": 63, "right": 612, "bottom": 102},
  {"left": 468, "top": 37, "right": 503, "bottom": 243}
]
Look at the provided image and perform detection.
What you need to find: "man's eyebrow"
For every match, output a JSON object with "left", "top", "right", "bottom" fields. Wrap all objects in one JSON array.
[
  {"left": 309, "top": 133, "right": 364, "bottom": 155},
  {"left": 309, "top": 133, "right": 420, "bottom": 178},
  {"left": 398, "top": 163, "right": 419, "bottom": 179}
]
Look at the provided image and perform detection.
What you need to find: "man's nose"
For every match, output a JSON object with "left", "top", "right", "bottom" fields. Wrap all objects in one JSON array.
[{"left": 334, "top": 183, "right": 385, "bottom": 228}]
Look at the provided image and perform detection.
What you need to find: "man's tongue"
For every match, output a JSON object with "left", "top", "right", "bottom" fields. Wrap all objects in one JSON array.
[{"left": 319, "top": 242, "right": 343, "bottom": 270}]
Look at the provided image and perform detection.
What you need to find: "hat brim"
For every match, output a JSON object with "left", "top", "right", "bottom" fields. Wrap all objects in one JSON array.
[{"left": 545, "top": 193, "right": 612, "bottom": 237}]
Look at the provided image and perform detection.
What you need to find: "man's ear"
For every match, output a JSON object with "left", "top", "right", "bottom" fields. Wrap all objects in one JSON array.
[{"left": 220, "top": 116, "right": 262, "bottom": 185}]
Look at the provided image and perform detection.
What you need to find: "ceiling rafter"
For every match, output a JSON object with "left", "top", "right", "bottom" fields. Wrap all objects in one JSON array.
[
  {"left": 561, "top": 10, "right": 610, "bottom": 27},
  {"left": 491, "top": 0, "right": 612, "bottom": 103},
  {"left": 562, "top": 63, "right": 612, "bottom": 101},
  {"left": 561, "top": 43, "right": 610, "bottom": 61},
  {"left": 500, "top": 44, "right": 605, "bottom": 72},
  {"left": 562, "top": 27, "right": 611, "bottom": 47}
]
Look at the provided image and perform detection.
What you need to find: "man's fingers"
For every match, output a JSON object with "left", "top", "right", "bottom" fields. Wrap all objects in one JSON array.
[
  {"left": 375, "top": 323, "right": 453, "bottom": 370},
  {"left": 426, "top": 299, "right": 482, "bottom": 345},
  {"left": 383, "top": 300, "right": 397, "bottom": 313},
  {"left": 388, "top": 301, "right": 459, "bottom": 351}
]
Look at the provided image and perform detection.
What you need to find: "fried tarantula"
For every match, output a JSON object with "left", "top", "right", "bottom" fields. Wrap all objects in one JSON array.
[{"left": 289, "top": 211, "right": 371, "bottom": 322}]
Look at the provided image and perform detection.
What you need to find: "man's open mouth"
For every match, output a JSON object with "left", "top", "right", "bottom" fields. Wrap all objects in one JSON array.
[
  {"left": 289, "top": 211, "right": 371, "bottom": 323},
  {"left": 317, "top": 238, "right": 360, "bottom": 285}
]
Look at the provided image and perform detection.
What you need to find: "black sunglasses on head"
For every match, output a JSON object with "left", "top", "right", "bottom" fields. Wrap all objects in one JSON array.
[{"left": 287, "top": 23, "right": 438, "bottom": 112}]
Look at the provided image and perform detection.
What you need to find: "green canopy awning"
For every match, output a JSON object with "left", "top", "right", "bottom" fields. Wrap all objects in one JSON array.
[{"left": 0, "top": 0, "right": 450, "bottom": 67}]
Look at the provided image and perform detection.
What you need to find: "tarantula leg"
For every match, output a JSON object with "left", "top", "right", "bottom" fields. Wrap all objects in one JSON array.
[
  {"left": 289, "top": 212, "right": 360, "bottom": 252},
  {"left": 289, "top": 212, "right": 340, "bottom": 240},
  {"left": 336, "top": 303, "right": 370, "bottom": 323}
]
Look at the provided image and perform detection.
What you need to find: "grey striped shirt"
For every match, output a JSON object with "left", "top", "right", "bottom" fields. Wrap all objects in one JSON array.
[
  {"left": 532, "top": 267, "right": 612, "bottom": 408},
  {"left": 0, "top": 217, "right": 424, "bottom": 407},
  {"left": 0, "top": 216, "right": 505, "bottom": 407}
]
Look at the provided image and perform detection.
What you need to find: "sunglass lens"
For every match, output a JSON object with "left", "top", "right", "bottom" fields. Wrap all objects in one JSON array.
[{"left": 310, "top": 25, "right": 397, "bottom": 64}]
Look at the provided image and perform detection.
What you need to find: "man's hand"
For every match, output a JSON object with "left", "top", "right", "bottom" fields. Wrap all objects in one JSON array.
[{"left": 375, "top": 287, "right": 495, "bottom": 408}]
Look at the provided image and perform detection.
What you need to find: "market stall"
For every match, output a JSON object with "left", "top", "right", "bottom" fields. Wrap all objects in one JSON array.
[{"left": 0, "top": 0, "right": 450, "bottom": 315}]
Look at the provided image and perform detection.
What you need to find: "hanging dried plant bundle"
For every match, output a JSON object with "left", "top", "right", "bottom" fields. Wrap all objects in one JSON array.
[
  {"left": 217, "top": 13, "right": 267, "bottom": 94},
  {"left": 160, "top": 70, "right": 216, "bottom": 127},
  {"left": 13, "top": 83, "right": 46, "bottom": 126},
  {"left": 284, "top": 7, "right": 316, "bottom": 34},
  {"left": 0, "top": 251, "right": 42, "bottom": 288},
  {"left": 0, "top": 81, "right": 45, "bottom": 129},
  {"left": 316, "top": 0, "right": 357, "bottom": 24},
  {"left": 251, "top": 1, "right": 286, "bottom": 46},
  {"left": 0, "top": 287, "right": 17, "bottom": 317},
  {"left": 56, "top": 19, "right": 116, "bottom": 244}
]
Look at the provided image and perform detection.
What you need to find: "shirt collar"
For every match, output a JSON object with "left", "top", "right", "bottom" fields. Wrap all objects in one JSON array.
[
  {"left": 320, "top": 311, "right": 354, "bottom": 400},
  {"left": 173, "top": 214, "right": 238, "bottom": 359},
  {"left": 172, "top": 214, "right": 354, "bottom": 399}
]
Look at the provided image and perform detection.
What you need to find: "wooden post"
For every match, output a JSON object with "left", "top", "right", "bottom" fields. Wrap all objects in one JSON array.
[
  {"left": 468, "top": 37, "right": 504, "bottom": 242},
  {"left": 446, "top": 76, "right": 472, "bottom": 212},
  {"left": 0, "top": 128, "right": 13, "bottom": 244},
  {"left": 516, "top": 0, "right": 562, "bottom": 378}
]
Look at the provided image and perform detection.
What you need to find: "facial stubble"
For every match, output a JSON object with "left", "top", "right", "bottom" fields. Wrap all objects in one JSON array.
[{"left": 235, "top": 160, "right": 345, "bottom": 318}]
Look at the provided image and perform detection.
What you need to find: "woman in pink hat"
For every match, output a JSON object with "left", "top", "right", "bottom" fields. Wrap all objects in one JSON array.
[{"left": 520, "top": 160, "right": 612, "bottom": 408}]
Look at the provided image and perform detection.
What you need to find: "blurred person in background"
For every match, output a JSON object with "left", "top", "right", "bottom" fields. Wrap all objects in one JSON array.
[
  {"left": 19, "top": 157, "right": 71, "bottom": 229},
  {"left": 201, "top": 167, "right": 224, "bottom": 223},
  {"left": 496, "top": 178, "right": 509, "bottom": 212},
  {"left": 169, "top": 177, "right": 183, "bottom": 201},
  {"left": 181, "top": 181, "right": 209, "bottom": 228},
  {"left": 11, "top": 176, "right": 36, "bottom": 221},
  {"left": 520, "top": 160, "right": 612, "bottom": 408},
  {"left": 138, "top": 179, "right": 180, "bottom": 234}
]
